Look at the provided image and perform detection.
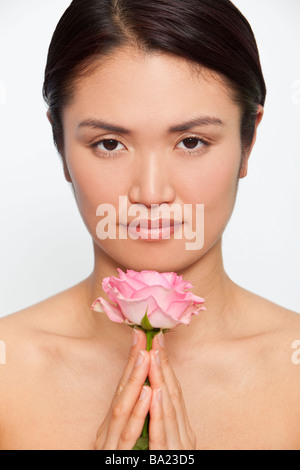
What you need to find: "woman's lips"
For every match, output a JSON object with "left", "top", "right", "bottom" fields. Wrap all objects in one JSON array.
[{"left": 120, "top": 219, "right": 183, "bottom": 241}]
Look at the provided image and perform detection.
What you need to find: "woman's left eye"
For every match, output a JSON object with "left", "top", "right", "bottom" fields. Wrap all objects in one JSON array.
[
  {"left": 94, "top": 139, "right": 126, "bottom": 152},
  {"left": 176, "top": 137, "right": 207, "bottom": 152}
]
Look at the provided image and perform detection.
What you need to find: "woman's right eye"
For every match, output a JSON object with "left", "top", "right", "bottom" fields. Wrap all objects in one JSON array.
[{"left": 92, "top": 139, "right": 126, "bottom": 155}]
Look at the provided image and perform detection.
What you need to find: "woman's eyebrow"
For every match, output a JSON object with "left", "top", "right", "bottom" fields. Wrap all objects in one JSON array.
[
  {"left": 78, "top": 119, "right": 130, "bottom": 134},
  {"left": 168, "top": 115, "right": 225, "bottom": 132},
  {"left": 78, "top": 115, "right": 225, "bottom": 134}
]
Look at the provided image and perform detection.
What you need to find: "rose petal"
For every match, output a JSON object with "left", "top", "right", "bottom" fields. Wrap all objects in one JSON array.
[
  {"left": 116, "top": 268, "right": 127, "bottom": 279},
  {"left": 130, "top": 285, "right": 187, "bottom": 311},
  {"left": 122, "top": 269, "right": 138, "bottom": 279},
  {"left": 175, "top": 280, "right": 194, "bottom": 291},
  {"left": 180, "top": 291, "right": 206, "bottom": 304},
  {"left": 104, "top": 286, "right": 123, "bottom": 304},
  {"left": 102, "top": 276, "right": 113, "bottom": 293},
  {"left": 150, "top": 303, "right": 201, "bottom": 328},
  {"left": 117, "top": 269, "right": 150, "bottom": 290},
  {"left": 161, "top": 272, "right": 178, "bottom": 287},
  {"left": 147, "top": 308, "right": 182, "bottom": 329},
  {"left": 91, "top": 298, "right": 105, "bottom": 313},
  {"left": 178, "top": 305, "right": 200, "bottom": 324},
  {"left": 136, "top": 270, "right": 171, "bottom": 288},
  {"left": 106, "top": 277, "right": 136, "bottom": 300},
  {"left": 166, "top": 299, "right": 193, "bottom": 319},
  {"left": 116, "top": 295, "right": 159, "bottom": 326},
  {"left": 92, "top": 297, "right": 125, "bottom": 323}
]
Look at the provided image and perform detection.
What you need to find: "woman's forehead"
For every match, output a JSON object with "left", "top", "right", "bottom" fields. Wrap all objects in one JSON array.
[{"left": 64, "top": 47, "right": 241, "bottom": 129}]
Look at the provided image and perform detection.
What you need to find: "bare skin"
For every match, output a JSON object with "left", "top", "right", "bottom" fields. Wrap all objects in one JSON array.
[
  {"left": 0, "top": 276, "right": 300, "bottom": 450},
  {"left": 1, "top": 47, "right": 299, "bottom": 449}
]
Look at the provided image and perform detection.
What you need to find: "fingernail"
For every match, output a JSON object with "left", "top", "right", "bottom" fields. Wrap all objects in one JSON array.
[
  {"left": 158, "top": 332, "right": 165, "bottom": 348},
  {"left": 139, "top": 386, "right": 148, "bottom": 401},
  {"left": 157, "top": 388, "right": 162, "bottom": 402},
  {"left": 135, "top": 350, "right": 145, "bottom": 367},
  {"left": 132, "top": 328, "right": 138, "bottom": 346},
  {"left": 155, "top": 349, "right": 161, "bottom": 367}
]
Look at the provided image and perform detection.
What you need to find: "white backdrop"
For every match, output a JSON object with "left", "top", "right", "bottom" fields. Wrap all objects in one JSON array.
[{"left": 0, "top": 0, "right": 299, "bottom": 317}]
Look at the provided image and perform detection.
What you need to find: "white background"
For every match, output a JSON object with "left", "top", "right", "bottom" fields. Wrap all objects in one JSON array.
[{"left": 0, "top": 0, "right": 299, "bottom": 317}]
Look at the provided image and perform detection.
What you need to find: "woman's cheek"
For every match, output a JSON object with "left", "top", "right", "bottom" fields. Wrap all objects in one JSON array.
[
  {"left": 65, "top": 149, "right": 125, "bottom": 233},
  {"left": 190, "top": 152, "right": 241, "bottom": 246}
]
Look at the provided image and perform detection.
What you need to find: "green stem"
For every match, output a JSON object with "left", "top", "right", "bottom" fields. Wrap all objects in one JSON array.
[
  {"left": 132, "top": 328, "right": 161, "bottom": 450},
  {"left": 141, "top": 413, "right": 149, "bottom": 439},
  {"left": 146, "top": 329, "right": 158, "bottom": 351}
]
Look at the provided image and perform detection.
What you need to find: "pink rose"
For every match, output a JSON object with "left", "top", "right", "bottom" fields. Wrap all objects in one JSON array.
[{"left": 92, "top": 269, "right": 206, "bottom": 329}]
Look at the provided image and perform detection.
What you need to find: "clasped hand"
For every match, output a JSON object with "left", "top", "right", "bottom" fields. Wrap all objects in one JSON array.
[{"left": 95, "top": 329, "right": 196, "bottom": 450}]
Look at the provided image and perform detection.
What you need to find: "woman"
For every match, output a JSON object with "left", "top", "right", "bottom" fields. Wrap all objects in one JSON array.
[{"left": 0, "top": 0, "right": 299, "bottom": 450}]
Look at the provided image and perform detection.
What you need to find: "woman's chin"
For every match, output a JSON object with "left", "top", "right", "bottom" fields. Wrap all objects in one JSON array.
[{"left": 93, "top": 237, "right": 209, "bottom": 274}]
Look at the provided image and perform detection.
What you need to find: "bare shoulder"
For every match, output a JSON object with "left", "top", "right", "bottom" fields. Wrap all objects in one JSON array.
[
  {"left": 235, "top": 284, "right": 300, "bottom": 387},
  {"left": 262, "top": 298, "right": 300, "bottom": 367},
  {"left": 233, "top": 283, "right": 300, "bottom": 336},
  {"left": 0, "top": 279, "right": 104, "bottom": 449},
  {"left": 0, "top": 279, "right": 90, "bottom": 380},
  {"left": 0, "top": 279, "right": 90, "bottom": 338}
]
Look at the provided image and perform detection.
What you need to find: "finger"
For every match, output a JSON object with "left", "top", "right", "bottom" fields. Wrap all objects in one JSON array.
[
  {"left": 117, "top": 386, "right": 152, "bottom": 450},
  {"left": 152, "top": 334, "right": 195, "bottom": 449},
  {"left": 95, "top": 328, "right": 147, "bottom": 448},
  {"left": 148, "top": 349, "right": 182, "bottom": 450},
  {"left": 150, "top": 333, "right": 193, "bottom": 446},
  {"left": 149, "top": 388, "right": 166, "bottom": 450},
  {"left": 102, "top": 348, "right": 150, "bottom": 449},
  {"left": 116, "top": 328, "right": 147, "bottom": 396},
  {"left": 154, "top": 334, "right": 188, "bottom": 414}
]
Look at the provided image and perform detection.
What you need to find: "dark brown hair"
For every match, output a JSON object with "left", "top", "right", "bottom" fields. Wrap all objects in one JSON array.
[{"left": 43, "top": 0, "right": 266, "bottom": 155}]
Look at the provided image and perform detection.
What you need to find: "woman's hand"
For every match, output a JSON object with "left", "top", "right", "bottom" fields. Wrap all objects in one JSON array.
[
  {"left": 94, "top": 329, "right": 152, "bottom": 450},
  {"left": 148, "top": 332, "right": 197, "bottom": 450},
  {"left": 94, "top": 328, "right": 196, "bottom": 450}
]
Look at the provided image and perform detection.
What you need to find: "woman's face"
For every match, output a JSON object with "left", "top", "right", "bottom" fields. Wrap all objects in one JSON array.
[{"left": 61, "top": 46, "right": 251, "bottom": 272}]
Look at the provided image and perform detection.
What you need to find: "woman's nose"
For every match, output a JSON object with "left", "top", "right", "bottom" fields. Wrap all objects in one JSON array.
[{"left": 128, "top": 151, "right": 176, "bottom": 208}]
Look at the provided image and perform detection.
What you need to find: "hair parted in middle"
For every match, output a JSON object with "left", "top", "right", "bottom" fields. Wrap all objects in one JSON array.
[{"left": 43, "top": 0, "right": 266, "bottom": 155}]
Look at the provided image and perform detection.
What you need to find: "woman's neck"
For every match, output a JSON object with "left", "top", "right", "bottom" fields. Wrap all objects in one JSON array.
[{"left": 82, "top": 238, "right": 240, "bottom": 346}]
